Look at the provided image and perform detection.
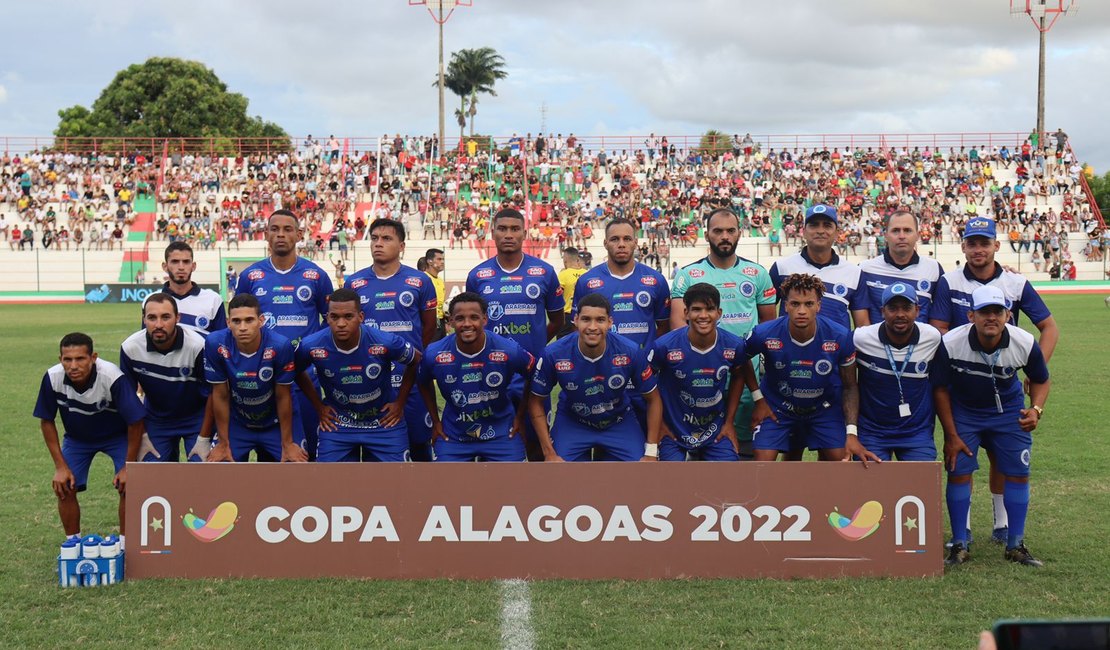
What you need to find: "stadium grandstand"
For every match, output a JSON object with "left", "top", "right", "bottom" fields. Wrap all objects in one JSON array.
[{"left": 0, "top": 131, "right": 1105, "bottom": 300}]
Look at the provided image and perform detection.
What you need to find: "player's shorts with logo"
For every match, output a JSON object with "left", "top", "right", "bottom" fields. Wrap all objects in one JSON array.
[
  {"left": 316, "top": 424, "right": 410, "bottom": 463},
  {"left": 947, "top": 412, "right": 1032, "bottom": 477},
  {"left": 753, "top": 404, "right": 845, "bottom": 452},
  {"left": 660, "top": 435, "right": 739, "bottom": 462},
  {"left": 551, "top": 409, "right": 645, "bottom": 462}
]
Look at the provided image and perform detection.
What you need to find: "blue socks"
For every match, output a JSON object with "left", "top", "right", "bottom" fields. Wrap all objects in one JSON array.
[
  {"left": 946, "top": 480, "right": 972, "bottom": 545},
  {"left": 1004, "top": 481, "right": 1030, "bottom": 549}
]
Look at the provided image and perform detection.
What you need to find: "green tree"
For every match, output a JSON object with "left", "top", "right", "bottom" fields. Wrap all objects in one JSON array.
[
  {"left": 55, "top": 57, "right": 287, "bottom": 149},
  {"left": 439, "top": 47, "right": 507, "bottom": 141},
  {"left": 698, "top": 129, "right": 731, "bottom": 158},
  {"left": 1085, "top": 167, "right": 1110, "bottom": 215}
]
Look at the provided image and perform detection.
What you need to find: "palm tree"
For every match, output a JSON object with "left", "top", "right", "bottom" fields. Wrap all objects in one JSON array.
[{"left": 438, "top": 47, "right": 507, "bottom": 141}]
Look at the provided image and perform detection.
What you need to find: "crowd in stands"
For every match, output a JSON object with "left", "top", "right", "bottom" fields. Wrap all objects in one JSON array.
[{"left": 0, "top": 130, "right": 1104, "bottom": 274}]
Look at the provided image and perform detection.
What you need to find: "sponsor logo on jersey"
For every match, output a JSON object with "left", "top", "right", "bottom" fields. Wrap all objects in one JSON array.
[
  {"left": 667, "top": 350, "right": 684, "bottom": 362},
  {"left": 310, "top": 348, "right": 328, "bottom": 359},
  {"left": 481, "top": 286, "right": 494, "bottom": 294},
  {"left": 766, "top": 338, "right": 783, "bottom": 350},
  {"left": 723, "top": 348, "right": 736, "bottom": 360},
  {"left": 444, "top": 373, "right": 457, "bottom": 383},
  {"left": 262, "top": 348, "right": 276, "bottom": 360},
  {"left": 247, "top": 269, "right": 265, "bottom": 281},
  {"left": 462, "top": 372, "right": 482, "bottom": 383},
  {"left": 500, "top": 285, "right": 523, "bottom": 295},
  {"left": 302, "top": 270, "right": 320, "bottom": 280},
  {"left": 404, "top": 277, "right": 422, "bottom": 288},
  {"left": 350, "top": 279, "right": 368, "bottom": 289},
  {"left": 476, "top": 269, "right": 494, "bottom": 279},
  {"left": 493, "top": 322, "right": 532, "bottom": 336},
  {"left": 742, "top": 266, "right": 759, "bottom": 276},
  {"left": 689, "top": 269, "right": 705, "bottom": 278},
  {"left": 586, "top": 278, "right": 603, "bottom": 289},
  {"left": 367, "top": 345, "right": 387, "bottom": 355},
  {"left": 272, "top": 296, "right": 293, "bottom": 305},
  {"left": 612, "top": 354, "right": 631, "bottom": 367},
  {"left": 641, "top": 367, "right": 653, "bottom": 381},
  {"left": 488, "top": 351, "right": 508, "bottom": 362},
  {"left": 822, "top": 341, "right": 839, "bottom": 352},
  {"left": 640, "top": 276, "right": 657, "bottom": 286},
  {"left": 254, "top": 288, "right": 267, "bottom": 297},
  {"left": 763, "top": 288, "right": 776, "bottom": 298},
  {"left": 527, "top": 267, "right": 545, "bottom": 276},
  {"left": 555, "top": 360, "right": 574, "bottom": 372},
  {"left": 217, "top": 345, "right": 231, "bottom": 358}
]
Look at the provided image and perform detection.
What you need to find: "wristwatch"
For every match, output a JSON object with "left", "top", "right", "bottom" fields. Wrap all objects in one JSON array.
[{"left": 1031, "top": 405, "right": 1044, "bottom": 417}]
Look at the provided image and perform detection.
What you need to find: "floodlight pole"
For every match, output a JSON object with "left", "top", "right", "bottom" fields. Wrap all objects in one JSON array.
[
  {"left": 1037, "top": 9, "right": 1046, "bottom": 140},
  {"left": 438, "top": 3, "right": 445, "bottom": 156}
]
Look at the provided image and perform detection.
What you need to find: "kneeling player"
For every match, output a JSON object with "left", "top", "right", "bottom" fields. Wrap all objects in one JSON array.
[
  {"left": 295, "top": 288, "right": 421, "bottom": 462},
  {"left": 746, "top": 274, "right": 858, "bottom": 461},
  {"left": 205, "top": 294, "right": 307, "bottom": 463},
  {"left": 851, "top": 282, "right": 957, "bottom": 464},
  {"left": 419, "top": 292, "right": 535, "bottom": 462},
  {"left": 529, "top": 293, "right": 662, "bottom": 462},
  {"left": 651, "top": 283, "right": 748, "bottom": 461}
]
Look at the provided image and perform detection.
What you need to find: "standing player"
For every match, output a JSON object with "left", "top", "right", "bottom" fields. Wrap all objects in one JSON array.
[
  {"left": 850, "top": 282, "right": 956, "bottom": 463},
  {"left": 419, "top": 292, "right": 536, "bottom": 462},
  {"left": 466, "top": 208, "right": 564, "bottom": 460},
  {"left": 294, "top": 288, "right": 421, "bottom": 462},
  {"left": 651, "top": 283, "right": 749, "bottom": 461},
  {"left": 745, "top": 274, "right": 859, "bottom": 462},
  {"left": 557, "top": 246, "right": 587, "bottom": 338},
  {"left": 120, "top": 294, "right": 211, "bottom": 462},
  {"left": 940, "top": 286, "right": 1050, "bottom": 567},
  {"left": 930, "top": 216, "right": 1059, "bottom": 544},
  {"left": 529, "top": 294, "right": 662, "bottom": 462},
  {"left": 204, "top": 294, "right": 307, "bottom": 463},
  {"left": 35, "top": 333, "right": 144, "bottom": 543},
  {"left": 344, "top": 219, "right": 438, "bottom": 461},
  {"left": 235, "top": 209, "right": 333, "bottom": 459},
  {"left": 769, "top": 204, "right": 869, "bottom": 330},
  {"left": 670, "top": 208, "right": 776, "bottom": 458},
  {"left": 858, "top": 209, "right": 944, "bottom": 323},
  {"left": 150, "top": 241, "right": 227, "bottom": 336}
]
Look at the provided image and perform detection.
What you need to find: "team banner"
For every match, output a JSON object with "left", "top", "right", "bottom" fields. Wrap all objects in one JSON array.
[
  {"left": 84, "top": 284, "right": 220, "bottom": 304},
  {"left": 127, "top": 462, "right": 941, "bottom": 580}
]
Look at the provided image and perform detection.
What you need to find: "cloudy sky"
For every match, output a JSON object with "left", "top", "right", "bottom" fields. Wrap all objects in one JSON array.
[{"left": 1, "top": 0, "right": 1106, "bottom": 168}]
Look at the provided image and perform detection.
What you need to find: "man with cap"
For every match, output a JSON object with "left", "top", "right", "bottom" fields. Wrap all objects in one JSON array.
[
  {"left": 769, "top": 204, "right": 870, "bottom": 332},
  {"left": 938, "top": 285, "right": 1050, "bottom": 567},
  {"left": 930, "top": 216, "right": 1059, "bottom": 545},
  {"left": 849, "top": 282, "right": 956, "bottom": 463},
  {"left": 858, "top": 208, "right": 945, "bottom": 323}
]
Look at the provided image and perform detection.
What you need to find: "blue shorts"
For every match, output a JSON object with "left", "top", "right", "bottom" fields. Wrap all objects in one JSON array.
[
  {"left": 293, "top": 378, "right": 320, "bottom": 461},
  {"left": 433, "top": 434, "right": 526, "bottom": 462},
  {"left": 753, "top": 406, "right": 845, "bottom": 452},
  {"left": 62, "top": 435, "right": 128, "bottom": 492},
  {"left": 858, "top": 431, "right": 937, "bottom": 462},
  {"left": 551, "top": 410, "right": 644, "bottom": 462},
  {"left": 228, "top": 420, "right": 306, "bottom": 463},
  {"left": 317, "top": 426, "right": 409, "bottom": 463},
  {"left": 145, "top": 417, "right": 204, "bottom": 463},
  {"left": 660, "top": 436, "right": 739, "bottom": 462},
  {"left": 402, "top": 387, "right": 433, "bottom": 462},
  {"left": 947, "top": 413, "right": 1032, "bottom": 477}
]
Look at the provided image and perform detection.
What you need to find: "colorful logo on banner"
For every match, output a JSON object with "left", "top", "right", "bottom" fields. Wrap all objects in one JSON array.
[
  {"left": 182, "top": 502, "right": 240, "bottom": 543},
  {"left": 827, "top": 501, "right": 883, "bottom": 541}
]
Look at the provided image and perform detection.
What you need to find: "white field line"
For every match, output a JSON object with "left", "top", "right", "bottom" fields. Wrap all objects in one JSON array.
[{"left": 499, "top": 578, "right": 535, "bottom": 650}]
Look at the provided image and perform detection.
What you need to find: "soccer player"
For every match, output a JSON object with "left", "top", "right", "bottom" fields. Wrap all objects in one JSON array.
[
  {"left": 148, "top": 241, "right": 227, "bottom": 336},
  {"left": 850, "top": 282, "right": 956, "bottom": 464},
  {"left": 858, "top": 209, "right": 944, "bottom": 323},
  {"left": 651, "top": 283, "right": 749, "bottom": 461},
  {"left": 745, "top": 274, "right": 858, "bottom": 462},
  {"left": 769, "top": 204, "right": 869, "bottom": 330},
  {"left": 557, "top": 246, "right": 587, "bottom": 338},
  {"left": 35, "top": 333, "right": 144, "bottom": 542},
  {"left": 670, "top": 207, "right": 776, "bottom": 458},
  {"left": 294, "top": 288, "right": 421, "bottom": 462},
  {"left": 466, "top": 208, "right": 565, "bottom": 460},
  {"left": 204, "top": 294, "right": 307, "bottom": 463},
  {"left": 344, "top": 219, "right": 438, "bottom": 460},
  {"left": 939, "top": 285, "right": 1050, "bottom": 567},
  {"left": 235, "top": 209, "right": 334, "bottom": 459},
  {"left": 528, "top": 293, "right": 662, "bottom": 462},
  {"left": 423, "top": 248, "right": 447, "bottom": 340},
  {"left": 120, "top": 294, "right": 211, "bottom": 462},
  {"left": 419, "top": 292, "right": 536, "bottom": 462},
  {"left": 930, "top": 216, "right": 1059, "bottom": 544}
]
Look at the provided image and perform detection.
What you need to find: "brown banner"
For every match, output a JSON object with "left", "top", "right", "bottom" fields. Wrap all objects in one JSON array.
[{"left": 127, "top": 462, "right": 941, "bottom": 580}]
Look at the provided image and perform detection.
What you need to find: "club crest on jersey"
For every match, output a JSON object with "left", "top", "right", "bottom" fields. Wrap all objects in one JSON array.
[
  {"left": 635, "top": 291, "right": 652, "bottom": 307},
  {"left": 612, "top": 354, "right": 631, "bottom": 367},
  {"left": 488, "top": 351, "right": 508, "bottom": 363},
  {"left": 179, "top": 366, "right": 192, "bottom": 377},
  {"left": 525, "top": 284, "right": 541, "bottom": 299},
  {"left": 302, "top": 270, "right": 320, "bottom": 280},
  {"left": 739, "top": 281, "right": 756, "bottom": 298},
  {"left": 258, "top": 367, "right": 274, "bottom": 382},
  {"left": 608, "top": 374, "right": 625, "bottom": 390},
  {"left": 815, "top": 359, "right": 833, "bottom": 376},
  {"left": 586, "top": 278, "right": 603, "bottom": 289},
  {"left": 527, "top": 267, "right": 545, "bottom": 276},
  {"left": 196, "top": 315, "right": 210, "bottom": 329},
  {"left": 833, "top": 284, "right": 848, "bottom": 297},
  {"left": 476, "top": 269, "right": 495, "bottom": 279},
  {"left": 450, "top": 390, "right": 467, "bottom": 408},
  {"left": 742, "top": 266, "right": 759, "bottom": 277},
  {"left": 486, "top": 372, "right": 504, "bottom": 388},
  {"left": 667, "top": 350, "right": 684, "bottom": 362},
  {"left": 367, "top": 345, "right": 387, "bottom": 355},
  {"left": 822, "top": 341, "right": 839, "bottom": 352},
  {"left": 915, "top": 360, "right": 929, "bottom": 374},
  {"left": 555, "top": 360, "right": 574, "bottom": 372},
  {"left": 366, "top": 364, "right": 382, "bottom": 380},
  {"left": 296, "top": 286, "right": 313, "bottom": 301},
  {"left": 399, "top": 291, "right": 414, "bottom": 307},
  {"left": 766, "top": 338, "right": 783, "bottom": 351},
  {"left": 917, "top": 279, "right": 931, "bottom": 292},
  {"left": 350, "top": 279, "right": 368, "bottom": 290},
  {"left": 247, "top": 269, "right": 265, "bottom": 281},
  {"left": 487, "top": 304, "right": 505, "bottom": 321},
  {"left": 405, "top": 277, "right": 422, "bottom": 288},
  {"left": 310, "top": 348, "right": 327, "bottom": 359}
]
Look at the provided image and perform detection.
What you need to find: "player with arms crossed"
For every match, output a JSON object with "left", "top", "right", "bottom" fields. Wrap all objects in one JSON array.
[
  {"left": 419, "top": 292, "right": 536, "bottom": 462},
  {"left": 651, "top": 283, "right": 750, "bottom": 461},
  {"left": 35, "top": 333, "right": 144, "bottom": 544},
  {"left": 466, "top": 208, "right": 564, "bottom": 460},
  {"left": 119, "top": 294, "right": 212, "bottom": 462},
  {"left": 850, "top": 282, "right": 957, "bottom": 464},
  {"left": 344, "top": 219, "right": 437, "bottom": 460},
  {"left": 529, "top": 293, "right": 662, "bottom": 462},
  {"left": 858, "top": 209, "right": 944, "bottom": 323},
  {"left": 940, "top": 286, "right": 1050, "bottom": 567},
  {"left": 745, "top": 274, "right": 859, "bottom": 462},
  {"left": 294, "top": 288, "right": 421, "bottom": 462},
  {"left": 930, "top": 217, "right": 1059, "bottom": 545},
  {"left": 204, "top": 294, "right": 307, "bottom": 463},
  {"left": 235, "top": 209, "right": 333, "bottom": 459},
  {"left": 670, "top": 208, "right": 776, "bottom": 458}
]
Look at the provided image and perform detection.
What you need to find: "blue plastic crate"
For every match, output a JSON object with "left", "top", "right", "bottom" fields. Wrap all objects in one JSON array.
[{"left": 57, "top": 553, "right": 125, "bottom": 587}]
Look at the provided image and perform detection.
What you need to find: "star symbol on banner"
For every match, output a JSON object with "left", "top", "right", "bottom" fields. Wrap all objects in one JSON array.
[
  {"left": 150, "top": 518, "right": 164, "bottom": 531},
  {"left": 903, "top": 516, "right": 917, "bottom": 531}
]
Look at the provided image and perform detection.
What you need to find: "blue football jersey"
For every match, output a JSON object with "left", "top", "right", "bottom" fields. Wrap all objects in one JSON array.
[
  {"left": 858, "top": 252, "right": 944, "bottom": 323},
  {"left": 769, "top": 249, "right": 866, "bottom": 330},
  {"left": 119, "top": 326, "right": 209, "bottom": 425},
  {"left": 466, "top": 255, "right": 565, "bottom": 359},
  {"left": 295, "top": 325, "right": 416, "bottom": 431},
  {"left": 344, "top": 264, "right": 438, "bottom": 350},
  {"left": 573, "top": 262, "right": 670, "bottom": 347},
  {"left": 204, "top": 328, "right": 296, "bottom": 429},
  {"left": 34, "top": 358, "right": 146, "bottom": 442},
  {"left": 650, "top": 327, "right": 747, "bottom": 448},
  {"left": 939, "top": 323, "right": 1049, "bottom": 417},
  {"left": 146, "top": 283, "right": 227, "bottom": 336},
  {"left": 532, "top": 332, "right": 657, "bottom": 430},
  {"left": 931, "top": 263, "right": 1051, "bottom": 328},
  {"left": 853, "top": 322, "right": 947, "bottom": 437},
  {"left": 745, "top": 315, "right": 856, "bottom": 415},
  {"left": 419, "top": 331, "right": 535, "bottom": 441},
  {"left": 235, "top": 257, "right": 333, "bottom": 349}
]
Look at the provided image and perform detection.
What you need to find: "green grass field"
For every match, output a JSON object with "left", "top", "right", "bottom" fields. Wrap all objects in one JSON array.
[{"left": 2, "top": 298, "right": 1108, "bottom": 648}]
